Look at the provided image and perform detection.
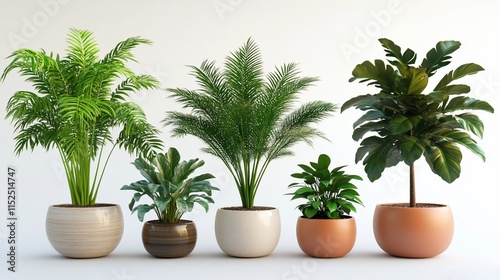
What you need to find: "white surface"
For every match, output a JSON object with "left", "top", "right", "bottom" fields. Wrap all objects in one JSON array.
[{"left": 1, "top": 0, "right": 499, "bottom": 279}]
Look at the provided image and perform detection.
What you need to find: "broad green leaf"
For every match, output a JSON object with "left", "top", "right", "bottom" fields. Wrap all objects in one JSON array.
[
  {"left": 444, "top": 96, "right": 494, "bottom": 113},
  {"left": 317, "top": 154, "right": 331, "bottom": 169},
  {"left": 434, "top": 63, "right": 484, "bottom": 90},
  {"left": 353, "top": 110, "right": 384, "bottom": 128},
  {"left": 341, "top": 94, "right": 380, "bottom": 113},
  {"left": 399, "top": 136, "right": 425, "bottom": 165},
  {"left": 455, "top": 113, "right": 484, "bottom": 138},
  {"left": 421, "top": 40, "right": 461, "bottom": 77},
  {"left": 154, "top": 197, "right": 170, "bottom": 213},
  {"left": 437, "top": 129, "right": 486, "bottom": 161},
  {"left": 357, "top": 136, "right": 394, "bottom": 182},
  {"left": 327, "top": 201, "right": 337, "bottom": 213},
  {"left": 349, "top": 60, "right": 395, "bottom": 91},
  {"left": 424, "top": 142, "right": 462, "bottom": 183},
  {"left": 398, "top": 67, "right": 428, "bottom": 95},
  {"left": 379, "top": 38, "right": 417, "bottom": 66},
  {"left": 305, "top": 207, "right": 317, "bottom": 218},
  {"left": 438, "top": 84, "right": 470, "bottom": 95},
  {"left": 353, "top": 121, "right": 386, "bottom": 141},
  {"left": 298, "top": 164, "right": 315, "bottom": 174},
  {"left": 388, "top": 116, "right": 413, "bottom": 134},
  {"left": 135, "top": 204, "right": 154, "bottom": 222}
]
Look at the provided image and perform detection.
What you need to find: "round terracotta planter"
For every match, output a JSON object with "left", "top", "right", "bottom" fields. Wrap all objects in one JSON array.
[
  {"left": 142, "top": 220, "right": 197, "bottom": 258},
  {"left": 215, "top": 207, "right": 281, "bottom": 258},
  {"left": 373, "top": 203, "right": 454, "bottom": 258},
  {"left": 296, "top": 216, "right": 356, "bottom": 258},
  {"left": 46, "top": 204, "right": 124, "bottom": 258}
]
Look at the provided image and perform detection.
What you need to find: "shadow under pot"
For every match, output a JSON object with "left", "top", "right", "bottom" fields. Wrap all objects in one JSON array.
[
  {"left": 373, "top": 203, "right": 454, "bottom": 258},
  {"left": 142, "top": 220, "right": 197, "bottom": 258},
  {"left": 296, "top": 216, "right": 356, "bottom": 258}
]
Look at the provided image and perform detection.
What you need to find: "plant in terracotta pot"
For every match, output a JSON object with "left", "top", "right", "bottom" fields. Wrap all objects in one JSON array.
[
  {"left": 121, "top": 147, "right": 219, "bottom": 258},
  {"left": 288, "top": 154, "right": 363, "bottom": 258},
  {"left": 164, "top": 38, "right": 336, "bottom": 257},
  {"left": 1, "top": 29, "right": 162, "bottom": 258},
  {"left": 341, "top": 38, "right": 494, "bottom": 258}
]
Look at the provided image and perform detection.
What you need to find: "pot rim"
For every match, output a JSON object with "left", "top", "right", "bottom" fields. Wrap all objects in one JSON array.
[
  {"left": 218, "top": 206, "right": 277, "bottom": 211},
  {"left": 145, "top": 219, "right": 194, "bottom": 225},
  {"left": 376, "top": 203, "right": 450, "bottom": 208},
  {"left": 298, "top": 215, "right": 353, "bottom": 220},
  {"left": 49, "top": 203, "right": 120, "bottom": 208}
]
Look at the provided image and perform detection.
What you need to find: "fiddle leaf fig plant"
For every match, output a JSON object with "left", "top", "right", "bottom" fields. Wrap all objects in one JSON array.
[
  {"left": 121, "top": 147, "right": 219, "bottom": 223},
  {"left": 164, "top": 38, "right": 336, "bottom": 209},
  {"left": 288, "top": 154, "right": 363, "bottom": 219},
  {"left": 341, "top": 38, "right": 494, "bottom": 207},
  {"left": 1, "top": 28, "right": 162, "bottom": 206}
]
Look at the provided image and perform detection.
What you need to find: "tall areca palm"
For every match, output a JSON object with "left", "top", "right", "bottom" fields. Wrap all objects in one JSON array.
[
  {"left": 2, "top": 29, "right": 163, "bottom": 206},
  {"left": 164, "top": 38, "right": 336, "bottom": 208},
  {"left": 342, "top": 38, "right": 494, "bottom": 207}
]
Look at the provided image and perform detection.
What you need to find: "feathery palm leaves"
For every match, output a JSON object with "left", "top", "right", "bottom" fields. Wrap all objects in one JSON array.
[
  {"left": 164, "top": 38, "right": 336, "bottom": 208},
  {"left": 2, "top": 29, "right": 163, "bottom": 206}
]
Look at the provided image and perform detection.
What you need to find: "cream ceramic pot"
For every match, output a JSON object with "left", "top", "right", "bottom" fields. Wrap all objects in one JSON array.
[{"left": 215, "top": 207, "right": 280, "bottom": 258}]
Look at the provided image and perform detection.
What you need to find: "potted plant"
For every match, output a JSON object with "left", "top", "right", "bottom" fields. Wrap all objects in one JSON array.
[
  {"left": 341, "top": 38, "right": 494, "bottom": 258},
  {"left": 1, "top": 29, "right": 162, "bottom": 258},
  {"left": 164, "top": 38, "right": 336, "bottom": 257},
  {"left": 121, "top": 147, "right": 219, "bottom": 258},
  {"left": 287, "top": 154, "right": 363, "bottom": 258}
]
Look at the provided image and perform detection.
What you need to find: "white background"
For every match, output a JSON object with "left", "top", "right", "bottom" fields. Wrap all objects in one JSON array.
[{"left": 1, "top": 0, "right": 499, "bottom": 279}]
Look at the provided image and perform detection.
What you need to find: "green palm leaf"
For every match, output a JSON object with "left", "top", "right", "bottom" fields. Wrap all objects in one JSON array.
[
  {"left": 2, "top": 29, "right": 162, "bottom": 206},
  {"left": 165, "top": 38, "right": 335, "bottom": 208}
]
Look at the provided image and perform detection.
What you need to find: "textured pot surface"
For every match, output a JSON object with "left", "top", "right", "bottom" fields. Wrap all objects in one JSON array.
[
  {"left": 46, "top": 204, "right": 124, "bottom": 258},
  {"left": 373, "top": 203, "right": 454, "bottom": 258},
  {"left": 142, "top": 220, "right": 197, "bottom": 258},
  {"left": 215, "top": 207, "right": 280, "bottom": 258},
  {"left": 296, "top": 216, "right": 356, "bottom": 258}
]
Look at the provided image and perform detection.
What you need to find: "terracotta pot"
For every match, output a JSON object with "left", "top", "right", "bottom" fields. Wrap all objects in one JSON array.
[
  {"left": 46, "top": 204, "right": 124, "bottom": 258},
  {"left": 296, "top": 216, "right": 356, "bottom": 258},
  {"left": 142, "top": 220, "right": 197, "bottom": 258},
  {"left": 373, "top": 203, "right": 454, "bottom": 258},
  {"left": 215, "top": 207, "right": 280, "bottom": 258}
]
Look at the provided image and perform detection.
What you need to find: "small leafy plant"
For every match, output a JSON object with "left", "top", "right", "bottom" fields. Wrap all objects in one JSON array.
[
  {"left": 288, "top": 154, "right": 363, "bottom": 219},
  {"left": 121, "top": 147, "right": 219, "bottom": 223}
]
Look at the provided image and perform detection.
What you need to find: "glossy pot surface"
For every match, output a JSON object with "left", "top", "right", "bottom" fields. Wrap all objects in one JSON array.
[{"left": 373, "top": 203, "right": 454, "bottom": 258}]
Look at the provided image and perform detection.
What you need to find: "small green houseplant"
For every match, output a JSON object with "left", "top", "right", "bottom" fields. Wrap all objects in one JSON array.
[
  {"left": 121, "top": 147, "right": 219, "bottom": 257},
  {"left": 288, "top": 154, "right": 363, "bottom": 219},
  {"left": 341, "top": 38, "right": 494, "bottom": 257},
  {"left": 1, "top": 28, "right": 162, "bottom": 258},
  {"left": 164, "top": 38, "right": 336, "bottom": 257},
  {"left": 288, "top": 154, "right": 363, "bottom": 257}
]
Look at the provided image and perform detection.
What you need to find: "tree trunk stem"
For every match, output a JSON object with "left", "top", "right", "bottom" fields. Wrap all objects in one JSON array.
[{"left": 409, "top": 163, "right": 416, "bottom": 207}]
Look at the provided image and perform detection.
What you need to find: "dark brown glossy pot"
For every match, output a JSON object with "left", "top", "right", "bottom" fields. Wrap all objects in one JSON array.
[
  {"left": 142, "top": 220, "right": 197, "bottom": 258},
  {"left": 296, "top": 216, "right": 356, "bottom": 258},
  {"left": 373, "top": 203, "right": 454, "bottom": 258}
]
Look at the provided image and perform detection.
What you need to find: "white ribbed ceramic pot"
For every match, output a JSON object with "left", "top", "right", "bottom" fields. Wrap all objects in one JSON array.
[
  {"left": 215, "top": 207, "right": 280, "bottom": 258},
  {"left": 46, "top": 204, "right": 124, "bottom": 258}
]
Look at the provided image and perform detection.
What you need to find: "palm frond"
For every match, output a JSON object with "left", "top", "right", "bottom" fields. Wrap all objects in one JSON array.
[
  {"left": 2, "top": 29, "right": 161, "bottom": 206},
  {"left": 165, "top": 38, "right": 336, "bottom": 208}
]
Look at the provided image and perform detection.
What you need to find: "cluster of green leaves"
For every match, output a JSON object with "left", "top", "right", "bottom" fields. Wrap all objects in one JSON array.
[
  {"left": 342, "top": 38, "right": 494, "bottom": 189},
  {"left": 1, "top": 29, "right": 162, "bottom": 205},
  {"left": 121, "top": 147, "right": 219, "bottom": 224},
  {"left": 164, "top": 38, "right": 336, "bottom": 208},
  {"left": 288, "top": 154, "right": 363, "bottom": 219}
]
